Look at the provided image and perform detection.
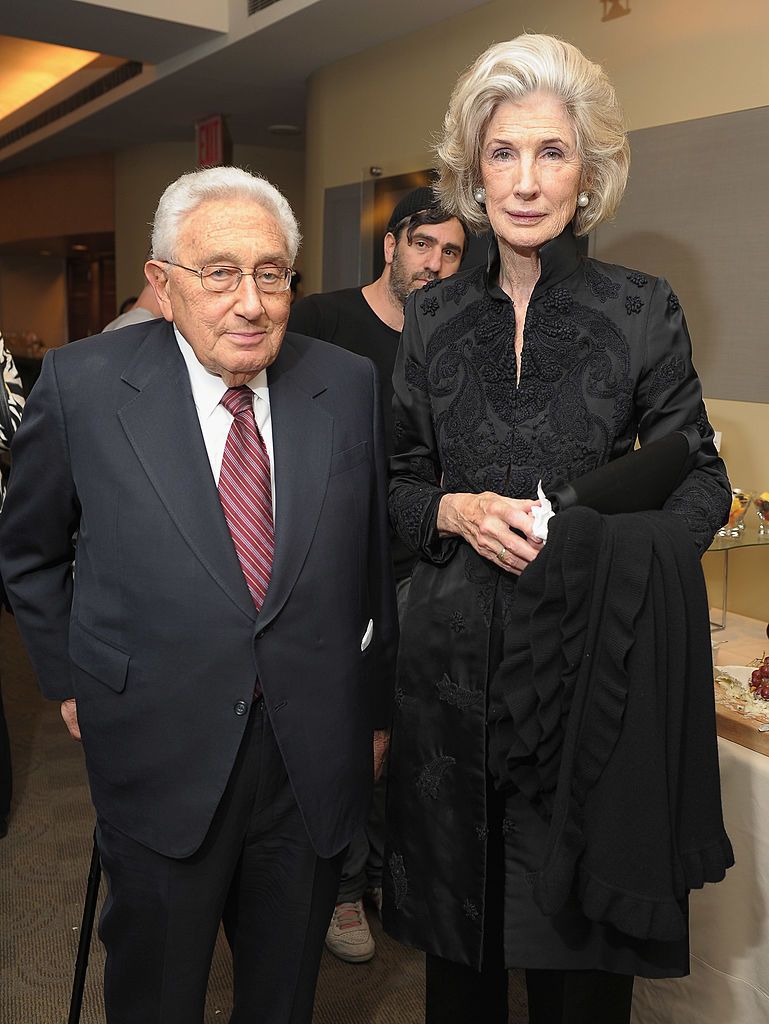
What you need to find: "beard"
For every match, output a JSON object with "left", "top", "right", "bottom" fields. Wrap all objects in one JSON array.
[{"left": 388, "top": 245, "right": 438, "bottom": 308}]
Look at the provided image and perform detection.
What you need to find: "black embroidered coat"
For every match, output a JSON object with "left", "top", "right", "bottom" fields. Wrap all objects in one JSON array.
[{"left": 382, "top": 227, "right": 731, "bottom": 976}]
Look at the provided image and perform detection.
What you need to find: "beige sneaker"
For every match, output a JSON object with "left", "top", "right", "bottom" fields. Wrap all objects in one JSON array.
[{"left": 325, "top": 899, "right": 375, "bottom": 962}]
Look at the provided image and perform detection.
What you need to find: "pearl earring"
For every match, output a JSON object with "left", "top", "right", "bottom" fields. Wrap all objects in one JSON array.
[
  {"left": 473, "top": 186, "right": 486, "bottom": 204},
  {"left": 577, "top": 191, "right": 589, "bottom": 208}
]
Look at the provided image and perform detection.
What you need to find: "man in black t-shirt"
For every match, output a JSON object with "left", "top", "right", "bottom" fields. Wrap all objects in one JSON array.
[{"left": 289, "top": 188, "right": 467, "bottom": 963}]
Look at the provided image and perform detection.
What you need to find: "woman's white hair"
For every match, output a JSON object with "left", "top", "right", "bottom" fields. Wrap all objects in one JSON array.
[
  {"left": 434, "top": 34, "right": 630, "bottom": 237},
  {"left": 151, "top": 166, "right": 301, "bottom": 263}
]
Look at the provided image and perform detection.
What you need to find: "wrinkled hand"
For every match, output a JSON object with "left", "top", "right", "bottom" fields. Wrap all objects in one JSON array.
[
  {"left": 373, "top": 729, "right": 389, "bottom": 781},
  {"left": 61, "top": 699, "right": 81, "bottom": 741},
  {"left": 437, "top": 491, "right": 543, "bottom": 575}
]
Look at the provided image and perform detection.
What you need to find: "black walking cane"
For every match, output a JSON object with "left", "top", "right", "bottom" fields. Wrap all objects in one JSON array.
[{"left": 68, "top": 832, "right": 102, "bottom": 1024}]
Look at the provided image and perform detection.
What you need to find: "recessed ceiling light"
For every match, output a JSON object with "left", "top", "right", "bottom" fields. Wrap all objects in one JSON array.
[
  {"left": 71, "top": 243, "right": 88, "bottom": 252},
  {"left": 39, "top": 249, "right": 52, "bottom": 257},
  {"left": 267, "top": 124, "right": 301, "bottom": 136}
]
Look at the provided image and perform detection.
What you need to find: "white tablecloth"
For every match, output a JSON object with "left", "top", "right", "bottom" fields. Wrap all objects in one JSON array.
[{"left": 633, "top": 613, "right": 769, "bottom": 1023}]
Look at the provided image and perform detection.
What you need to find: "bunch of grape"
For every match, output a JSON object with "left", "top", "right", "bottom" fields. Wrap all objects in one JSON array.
[{"left": 750, "top": 655, "right": 769, "bottom": 700}]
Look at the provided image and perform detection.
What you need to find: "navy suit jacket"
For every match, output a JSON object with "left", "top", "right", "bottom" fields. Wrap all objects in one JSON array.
[{"left": 0, "top": 320, "right": 397, "bottom": 858}]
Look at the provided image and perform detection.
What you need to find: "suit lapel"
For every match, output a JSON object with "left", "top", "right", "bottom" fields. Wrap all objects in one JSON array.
[
  {"left": 117, "top": 322, "right": 256, "bottom": 621},
  {"left": 257, "top": 337, "right": 332, "bottom": 630}
]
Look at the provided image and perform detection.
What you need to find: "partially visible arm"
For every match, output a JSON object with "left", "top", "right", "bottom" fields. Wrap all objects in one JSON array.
[
  {"left": 437, "top": 491, "right": 542, "bottom": 576},
  {"left": 0, "top": 351, "right": 80, "bottom": 700},
  {"left": 635, "top": 279, "right": 731, "bottom": 554},
  {"left": 0, "top": 335, "right": 25, "bottom": 453}
]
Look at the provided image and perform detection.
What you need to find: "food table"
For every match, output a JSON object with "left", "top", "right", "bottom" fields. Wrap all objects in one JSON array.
[{"left": 632, "top": 612, "right": 769, "bottom": 1024}]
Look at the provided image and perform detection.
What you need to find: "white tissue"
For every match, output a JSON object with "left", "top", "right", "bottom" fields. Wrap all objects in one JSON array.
[{"left": 531, "top": 481, "right": 555, "bottom": 543}]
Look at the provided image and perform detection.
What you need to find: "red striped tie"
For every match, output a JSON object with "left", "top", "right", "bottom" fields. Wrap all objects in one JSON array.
[{"left": 218, "top": 386, "right": 274, "bottom": 611}]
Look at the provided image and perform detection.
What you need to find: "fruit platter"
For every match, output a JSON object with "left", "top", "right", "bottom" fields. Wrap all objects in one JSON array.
[
  {"left": 717, "top": 488, "right": 752, "bottom": 536},
  {"left": 714, "top": 655, "right": 769, "bottom": 755}
]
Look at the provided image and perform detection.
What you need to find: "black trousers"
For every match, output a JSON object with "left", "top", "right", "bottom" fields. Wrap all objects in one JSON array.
[
  {"left": 424, "top": 813, "right": 634, "bottom": 1024},
  {"left": 96, "top": 699, "right": 344, "bottom": 1024},
  {"left": 426, "top": 954, "right": 634, "bottom": 1024}
]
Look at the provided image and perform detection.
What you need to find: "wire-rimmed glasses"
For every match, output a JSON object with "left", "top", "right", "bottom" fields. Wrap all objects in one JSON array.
[{"left": 159, "top": 261, "right": 294, "bottom": 294}]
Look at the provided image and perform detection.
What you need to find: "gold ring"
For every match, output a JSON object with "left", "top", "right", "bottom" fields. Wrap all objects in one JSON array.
[{"left": 497, "top": 546, "right": 507, "bottom": 562}]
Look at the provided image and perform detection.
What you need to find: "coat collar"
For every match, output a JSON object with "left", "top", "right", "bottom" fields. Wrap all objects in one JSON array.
[
  {"left": 484, "top": 224, "right": 582, "bottom": 303},
  {"left": 118, "top": 322, "right": 331, "bottom": 627}
]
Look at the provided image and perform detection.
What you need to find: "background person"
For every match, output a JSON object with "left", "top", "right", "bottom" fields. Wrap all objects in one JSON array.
[
  {"left": 0, "top": 331, "right": 25, "bottom": 839},
  {"left": 290, "top": 186, "right": 467, "bottom": 963},
  {"left": 103, "top": 278, "right": 163, "bottom": 331},
  {"left": 382, "top": 34, "right": 731, "bottom": 1024},
  {"left": 0, "top": 166, "right": 397, "bottom": 1024}
]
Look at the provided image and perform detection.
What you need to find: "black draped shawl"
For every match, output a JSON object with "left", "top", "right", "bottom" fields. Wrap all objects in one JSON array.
[{"left": 488, "top": 507, "right": 733, "bottom": 942}]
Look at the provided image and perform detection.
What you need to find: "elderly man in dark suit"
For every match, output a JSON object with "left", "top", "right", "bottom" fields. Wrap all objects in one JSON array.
[{"left": 0, "top": 167, "right": 397, "bottom": 1024}]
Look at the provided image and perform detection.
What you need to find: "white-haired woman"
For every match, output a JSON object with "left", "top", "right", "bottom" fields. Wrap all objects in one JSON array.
[{"left": 383, "top": 35, "right": 730, "bottom": 1024}]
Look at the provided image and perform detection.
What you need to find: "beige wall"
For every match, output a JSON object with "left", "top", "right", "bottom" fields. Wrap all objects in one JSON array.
[
  {"left": 235, "top": 144, "right": 306, "bottom": 259},
  {"left": 114, "top": 141, "right": 305, "bottom": 302},
  {"left": 0, "top": 254, "right": 67, "bottom": 347},
  {"left": 114, "top": 141, "right": 195, "bottom": 302},
  {"left": 0, "top": 153, "right": 114, "bottom": 245},
  {"left": 304, "top": 0, "right": 769, "bottom": 620},
  {"left": 703, "top": 402, "right": 769, "bottom": 623}
]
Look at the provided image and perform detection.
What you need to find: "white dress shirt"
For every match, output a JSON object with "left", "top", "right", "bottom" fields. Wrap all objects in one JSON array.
[{"left": 174, "top": 326, "right": 276, "bottom": 511}]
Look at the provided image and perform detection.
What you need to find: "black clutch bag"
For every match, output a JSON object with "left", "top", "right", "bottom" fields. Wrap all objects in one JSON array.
[{"left": 546, "top": 428, "right": 699, "bottom": 515}]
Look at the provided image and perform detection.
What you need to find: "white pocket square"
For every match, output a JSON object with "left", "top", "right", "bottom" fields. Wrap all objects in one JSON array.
[{"left": 361, "top": 619, "right": 374, "bottom": 652}]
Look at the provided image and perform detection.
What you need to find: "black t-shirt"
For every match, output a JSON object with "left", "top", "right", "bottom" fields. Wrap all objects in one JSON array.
[{"left": 289, "top": 288, "right": 414, "bottom": 580}]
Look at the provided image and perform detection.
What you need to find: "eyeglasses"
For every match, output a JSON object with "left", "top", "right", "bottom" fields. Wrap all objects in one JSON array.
[{"left": 159, "top": 261, "right": 294, "bottom": 294}]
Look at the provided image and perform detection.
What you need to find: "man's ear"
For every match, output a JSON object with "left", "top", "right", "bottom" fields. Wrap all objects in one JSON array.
[
  {"left": 144, "top": 261, "right": 174, "bottom": 323},
  {"left": 383, "top": 231, "right": 397, "bottom": 267}
]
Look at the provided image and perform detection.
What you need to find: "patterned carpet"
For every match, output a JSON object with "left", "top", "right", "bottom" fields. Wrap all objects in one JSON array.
[{"left": 0, "top": 611, "right": 528, "bottom": 1022}]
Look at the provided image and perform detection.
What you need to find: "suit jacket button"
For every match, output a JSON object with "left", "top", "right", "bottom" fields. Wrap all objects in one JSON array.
[{"left": 233, "top": 700, "right": 248, "bottom": 716}]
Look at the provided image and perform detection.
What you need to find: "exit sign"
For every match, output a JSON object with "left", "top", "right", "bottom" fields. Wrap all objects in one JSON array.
[{"left": 196, "top": 115, "right": 229, "bottom": 167}]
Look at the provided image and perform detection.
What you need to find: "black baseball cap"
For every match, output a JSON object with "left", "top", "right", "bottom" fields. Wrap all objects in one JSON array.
[{"left": 385, "top": 186, "right": 440, "bottom": 235}]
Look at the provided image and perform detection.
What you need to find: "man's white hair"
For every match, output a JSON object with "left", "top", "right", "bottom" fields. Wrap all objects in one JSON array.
[{"left": 151, "top": 166, "right": 301, "bottom": 263}]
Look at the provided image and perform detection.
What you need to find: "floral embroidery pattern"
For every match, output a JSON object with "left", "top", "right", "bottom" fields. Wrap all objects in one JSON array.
[
  {"left": 394, "top": 687, "right": 406, "bottom": 708},
  {"left": 696, "top": 402, "right": 710, "bottom": 438},
  {"left": 667, "top": 291, "right": 681, "bottom": 313},
  {"left": 648, "top": 356, "right": 686, "bottom": 406},
  {"left": 502, "top": 817, "right": 517, "bottom": 836},
  {"left": 542, "top": 287, "right": 574, "bottom": 315},
  {"left": 625, "top": 295, "right": 644, "bottom": 316},
  {"left": 404, "top": 356, "right": 428, "bottom": 393},
  {"left": 626, "top": 271, "right": 648, "bottom": 288},
  {"left": 475, "top": 825, "right": 489, "bottom": 842},
  {"left": 416, "top": 755, "right": 456, "bottom": 798},
  {"left": 443, "top": 278, "right": 472, "bottom": 305},
  {"left": 584, "top": 263, "right": 620, "bottom": 303},
  {"left": 450, "top": 611, "right": 465, "bottom": 633},
  {"left": 421, "top": 297, "right": 440, "bottom": 318},
  {"left": 463, "top": 899, "right": 480, "bottom": 921},
  {"left": 389, "top": 852, "right": 408, "bottom": 910},
  {"left": 665, "top": 477, "right": 723, "bottom": 555},
  {"left": 436, "top": 674, "right": 483, "bottom": 710}
]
